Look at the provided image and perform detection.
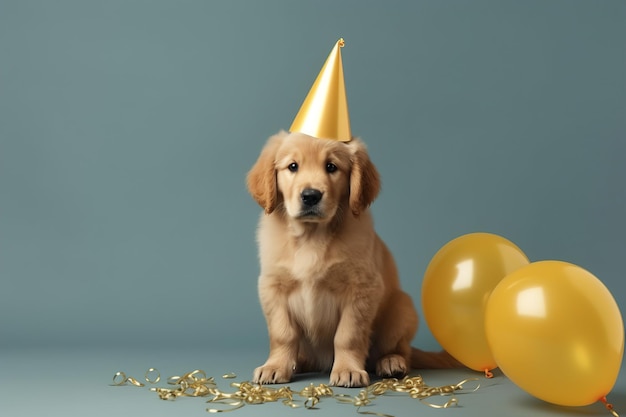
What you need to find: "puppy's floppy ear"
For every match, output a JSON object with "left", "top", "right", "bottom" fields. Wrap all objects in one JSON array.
[
  {"left": 348, "top": 138, "right": 380, "bottom": 216},
  {"left": 247, "top": 131, "right": 287, "bottom": 214}
]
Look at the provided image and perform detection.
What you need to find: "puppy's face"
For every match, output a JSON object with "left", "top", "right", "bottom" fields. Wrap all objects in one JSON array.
[
  {"left": 275, "top": 133, "right": 351, "bottom": 223},
  {"left": 247, "top": 131, "right": 380, "bottom": 219}
]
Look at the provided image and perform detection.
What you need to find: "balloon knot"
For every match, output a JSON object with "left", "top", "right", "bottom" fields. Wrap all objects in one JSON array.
[
  {"left": 338, "top": 38, "right": 345, "bottom": 48},
  {"left": 484, "top": 369, "right": 494, "bottom": 379},
  {"left": 600, "top": 396, "right": 619, "bottom": 417}
]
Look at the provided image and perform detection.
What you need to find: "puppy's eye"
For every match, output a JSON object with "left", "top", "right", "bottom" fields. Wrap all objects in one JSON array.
[
  {"left": 288, "top": 162, "right": 298, "bottom": 172},
  {"left": 326, "top": 163, "right": 338, "bottom": 173}
]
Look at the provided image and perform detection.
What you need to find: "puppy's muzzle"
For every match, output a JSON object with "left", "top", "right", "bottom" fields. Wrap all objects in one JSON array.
[{"left": 301, "top": 188, "right": 323, "bottom": 207}]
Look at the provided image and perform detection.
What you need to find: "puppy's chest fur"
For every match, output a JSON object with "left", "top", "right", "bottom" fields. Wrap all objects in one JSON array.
[
  {"left": 280, "top": 234, "right": 343, "bottom": 344},
  {"left": 289, "top": 280, "right": 340, "bottom": 346}
]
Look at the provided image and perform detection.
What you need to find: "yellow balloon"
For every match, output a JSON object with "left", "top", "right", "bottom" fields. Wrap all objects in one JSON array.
[
  {"left": 485, "top": 261, "right": 624, "bottom": 406},
  {"left": 422, "top": 233, "right": 530, "bottom": 372}
]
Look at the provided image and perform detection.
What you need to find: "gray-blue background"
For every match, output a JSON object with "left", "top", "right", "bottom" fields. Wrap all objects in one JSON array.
[{"left": 1, "top": 0, "right": 625, "bottom": 353}]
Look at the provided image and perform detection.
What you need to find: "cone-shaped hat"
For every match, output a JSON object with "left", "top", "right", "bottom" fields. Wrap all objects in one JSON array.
[{"left": 290, "top": 38, "right": 351, "bottom": 142}]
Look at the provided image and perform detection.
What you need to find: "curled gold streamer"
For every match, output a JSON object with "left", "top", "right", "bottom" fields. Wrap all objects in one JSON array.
[
  {"left": 356, "top": 407, "right": 394, "bottom": 417},
  {"left": 149, "top": 369, "right": 218, "bottom": 400},
  {"left": 145, "top": 368, "right": 161, "bottom": 384},
  {"left": 126, "top": 376, "right": 145, "bottom": 387},
  {"left": 112, "top": 371, "right": 127, "bottom": 386},
  {"left": 420, "top": 397, "right": 459, "bottom": 409},
  {"left": 299, "top": 383, "right": 334, "bottom": 409},
  {"left": 207, "top": 401, "right": 245, "bottom": 413},
  {"left": 113, "top": 368, "right": 479, "bottom": 415},
  {"left": 111, "top": 371, "right": 145, "bottom": 387},
  {"left": 333, "top": 376, "right": 477, "bottom": 414}
]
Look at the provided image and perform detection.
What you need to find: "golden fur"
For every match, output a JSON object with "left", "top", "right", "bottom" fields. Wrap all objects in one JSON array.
[{"left": 247, "top": 131, "right": 459, "bottom": 387}]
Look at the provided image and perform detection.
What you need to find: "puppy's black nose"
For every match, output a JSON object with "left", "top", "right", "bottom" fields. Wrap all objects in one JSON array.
[{"left": 301, "top": 188, "right": 323, "bottom": 207}]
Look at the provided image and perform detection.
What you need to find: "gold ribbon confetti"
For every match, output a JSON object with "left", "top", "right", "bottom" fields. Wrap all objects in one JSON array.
[
  {"left": 111, "top": 368, "right": 479, "bottom": 416},
  {"left": 335, "top": 375, "right": 478, "bottom": 415},
  {"left": 111, "top": 371, "right": 145, "bottom": 387},
  {"left": 112, "top": 371, "right": 127, "bottom": 386},
  {"left": 145, "top": 368, "right": 161, "bottom": 384}
]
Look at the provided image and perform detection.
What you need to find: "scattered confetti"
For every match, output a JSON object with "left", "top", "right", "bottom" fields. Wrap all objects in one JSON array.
[{"left": 111, "top": 368, "right": 479, "bottom": 415}]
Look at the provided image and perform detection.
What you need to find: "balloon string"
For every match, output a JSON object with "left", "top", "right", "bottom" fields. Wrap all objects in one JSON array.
[
  {"left": 484, "top": 369, "right": 494, "bottom": 379},
  {"left": 600, "top": 396, "right": 619, "bottom": 417}
]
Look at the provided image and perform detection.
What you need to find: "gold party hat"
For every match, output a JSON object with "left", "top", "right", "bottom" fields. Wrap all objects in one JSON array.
[{"left": 290, "top": 38, "right": 351, "bottom": 142}]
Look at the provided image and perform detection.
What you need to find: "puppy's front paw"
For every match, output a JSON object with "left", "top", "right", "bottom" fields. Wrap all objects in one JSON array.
[
  {"left": 253, "top": 363, "right": 293, "bottom": 384},
  {"left": 329, "top": 368, "right": 370, "bottom": 387},
  {"left": 376, "top": 354, "right": 407, "bottom": 378}
]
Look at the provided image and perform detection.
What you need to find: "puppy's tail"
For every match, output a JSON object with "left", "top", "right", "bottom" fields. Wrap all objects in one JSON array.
[{"left": 410, "top": 347, "right": 464, "bottom": 369}]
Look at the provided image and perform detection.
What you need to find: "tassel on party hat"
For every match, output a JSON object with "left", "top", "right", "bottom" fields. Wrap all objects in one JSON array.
[{"left": 290, "top": 38, "right": 351, "bottom": 142}]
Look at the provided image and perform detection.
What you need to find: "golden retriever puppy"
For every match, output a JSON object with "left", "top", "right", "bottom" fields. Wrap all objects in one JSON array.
[{"left": 247, "top": 131, "right": 459, "bottom": 387}]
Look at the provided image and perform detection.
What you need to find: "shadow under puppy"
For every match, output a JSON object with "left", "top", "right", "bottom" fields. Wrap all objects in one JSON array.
[{"left": 247, "top": 131, "right": 460, "bottom": 387}]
